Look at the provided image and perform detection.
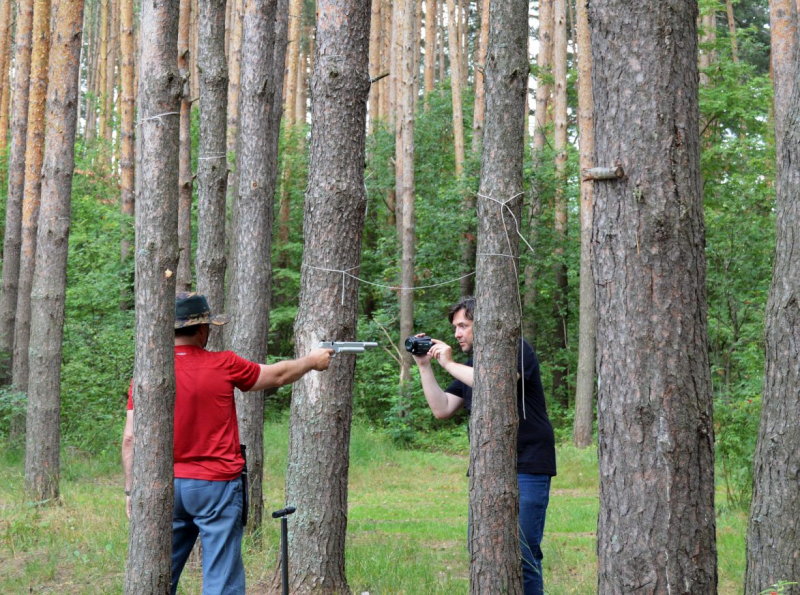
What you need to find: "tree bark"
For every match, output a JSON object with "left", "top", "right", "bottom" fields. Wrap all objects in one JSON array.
[
  {"left": 295, "top": 41, "right": 306, "bottom": 125},
  {"left": 572, "top": 0, "right": 594, "bottom": 448},
  {"left": 225, "top": 0, "right": 243, "bottom": 153},
  {"left": 0, "top": 0, "right": 13, "bottom": 167},
  {"left": 397, "top": 0, "right": 415, "bottom": 395},
  {"left": 177, "top": 0, "right": 193, "bottom": 292},
  {"left": 119, "top": 0, "right": 136, "bottom": 308},
  {"left": 725, "top": 0, "right": 739, "bottom": 63},
  {"left": 470, "top": 0, "right": 488, "bottom": 152},
  {"left": 278, "top": 0, "right": 370, "bottom": 590},
  {"left": 0, "top": 0, "right": 34, "bottom": 382},
  {"left": 24, "top": 0, "right": 84, "bottom": 503},
  {"left": 195, "top": 0, "right": 229, "bottom": 352},
  {"left": 85, "top": 0, "right": 99, "bottom": 142},
  {"left": 423, "top": 0, "right": 435, "bottom": 100},
  {"left": 123, "top": 0, "right": 182, "bottom": 589},
  {"left": 744, "top": 2, "right": 800, "bottom": 593},
  {"left": 590, "top": 0, "right": 718, "bottom": 591},
  {"left": 523, "top": 0, "right": 552, "bottom": 341},
  {"left": 368, "top": 0, "right": 381, "bottom": 127},
  {"left": 12, "top": 0, "right": 51, "bottom": 393},
  {"left": 437, "top": 0, "right": 444, "bottom": 85},
  {"left": 104, "top": 0, "right": 119, "bottom": 146},
  {"left": 227, "top": 0, "right": 288, "bottom": 533},
  {"left": 551, "top": 0, "right": 568, "bottom": 407},
  {"left": 97, "top": 0, "right": 109, "bottom": 141},
  {"left": 387, "top": 0, "right": 398, "bottom": 126},
  {"left": 284, "top": 0, "right": 302, "bottom": 124},
  {"left": 380, "top": 0, "right": 391, "bottom": 119},
  {"left": 446, "top": 0, "right": 464, "bottom": 175},
  {"left": 469, "top": 0, "right": 527, "bottom": 591}
]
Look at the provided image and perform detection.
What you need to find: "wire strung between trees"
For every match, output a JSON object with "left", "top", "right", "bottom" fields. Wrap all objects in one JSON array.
[{"left": 138, "top": 111, "right": 181, "bottom": 126}]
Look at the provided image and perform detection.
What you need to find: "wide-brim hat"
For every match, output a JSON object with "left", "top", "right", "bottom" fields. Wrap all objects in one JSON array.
[{"left": 175, "top": 292, "right": 231, "bottom": 329}]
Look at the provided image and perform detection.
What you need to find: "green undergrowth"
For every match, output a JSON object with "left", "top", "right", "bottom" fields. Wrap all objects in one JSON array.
[{"left": 0, "top": 422, "right": 747, "bottom": 594}]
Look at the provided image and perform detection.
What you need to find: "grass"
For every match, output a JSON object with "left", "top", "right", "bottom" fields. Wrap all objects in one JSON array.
[{"left": 0, "top": 422, "right": 748, "bottom": 594}]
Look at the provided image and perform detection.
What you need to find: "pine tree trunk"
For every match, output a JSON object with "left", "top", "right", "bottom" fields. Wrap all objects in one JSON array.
[
  {"left": 176, "top": 0, "right": 193, "bottom": 292},
  {"left": 398, "top": 0, "right": 415, "bottom": 394},
  {"left": 423, "top": 0, "right": 435, "bottom": 100},
  {"left": 380, "top": 0, "right": 391, "bottom": 119},
  {"left": 119, "top": 0, "right": 135, "bottom": 307},
  {"left": 278, "top": 0, "right": 370, "bottom": 589},
  {"left": 470, "top": 0, "right": 488, "bottom": 152},
  {"left": 0, "top": 0, "right": 12, "bottom": 165},
  {"left": 12, "top": 0, "right": 51, "bottom": 393},
  {"left": 572, "top": 0, "right": 594, "bottom": 448},
  {"left": 225, "top": 0, "right": 243, "bottom": 153},
  {"left": 85, "top": 0, "right": 99, "bottom": 142},
  {"left": 387, "top": 0, "right": 398, "bottom": 126},
  {"left": 725, "top": 0, "right": 739, "bottom": 63},
  {"left": 523, "top": 0, "right": 552, "bottom": 341},
  {"left": 437, "top": 0, "right": 444, "bottom": 84},
  {"left": 469, "top": 0, "right": 527, "bottom": 591},
  {"left": 284, "top": 0, "right": 301, "bottom": 124},
  {"left": 0, "top": 0, "right": 34, "bottom": 382},
  {"left": 24, "top": 0, "right": 84, "bottom": 503},
  {"left": 227, "top": 0, "right": 288, "bottom": 534},
  {"left": 97, "top": 0, "right": 109, "bottom": 141},
  {"left": 368, "top": 0, "right": 381, "bottom": 126},
  {"left": 590, "top": 0, "right": 718, "bottom": 591},
  {"left": 744, "top": 2, "right": 800, "bottom": 592},
  {"left": 104, "top": 0, "right": 119, "bottom": 145},
  {"left": 195, "top": 0, "right": 229, "bottom": 351},
  {"left": 446, "top": 0, "right": 464, "bottom": 175},
  {"left": 295, "top": 42, "right": 306, "bottom": 125},
  {"left": 190, "top": 0, "right": 199, "bottom": 97},
  {"left": 123, "top": 0, "right": 182, "bottom": 587},
  {"left": 551, "top": 0, "right": 568, "bottom": 407}
]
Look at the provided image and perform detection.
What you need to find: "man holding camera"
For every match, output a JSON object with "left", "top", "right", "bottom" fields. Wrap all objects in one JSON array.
[
  {"left": 122, "top": 292, "right": 333, "bottom": 595},
  {"left": 410, "top": 296, "right": 556, "bottom": 595}
]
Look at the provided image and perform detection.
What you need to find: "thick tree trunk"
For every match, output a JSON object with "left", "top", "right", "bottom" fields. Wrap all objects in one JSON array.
[
  {"left": 446, "top": 0, "right": 464, "bottom": 175},
  {"left": 744, "top": 2, "right": 800, "bottom": 593},
  {"left": 397, "top": 0, "right": 415, "bottom": 394},
  {"left": 195, "top": 0, "right": 229, "bottom": 353},
  {"left": 177, "top": 0, "right": 193, "bottom": 292},
  {"left": 123, "top": 0, "right": 181, "bottom": 588},
  {"left": 12, "top": 0, "right": 51, "bottom": 393},
  {"left": 0, "top": 0, "right": 34, "bottom": 382},
  {"left": 572, "top": 0, "right": 594, "bottom": 448},
  {"left": 24, "top": 0, "right": 84, "bottom": 503},
  {"left": 227, "top": 0, "right": 288, "bottom": 533},
  {"left": 278, "top": 0, "right": 370, "bottom": 590},
  {"left": 423, "top": 0, "right": 435, "bottom": 100},
  {"left": 590, "top": 0, "right": 718, "bottom": 592},
  {"left": 523, "top": 0, "right": 552, "bottom": 341},
  {"left": 119, "top": 0, "right": 135, "bottom": 308},
  {"left": 551, "top": 0, "right": 568, "bottom": 407},
  {"left": 470, "top": 0, "right": 488, "bottom": 152},
  {"left": 368, "top": 0, "right": 381, "bottom": 126},
  {"left": 469, "top": 0, "right": 527, "bottom": 591}
]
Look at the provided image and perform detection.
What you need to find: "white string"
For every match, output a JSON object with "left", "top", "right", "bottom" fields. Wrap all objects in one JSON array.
[
  {"left": 477, "top": 190, "right": 529, "bottom": 419},
  {"left": 303, "top": 263, "right": 475, "bottom": 292},
  {"left": 198, "top": 154, "right": 227, "bottom": 161},
  {"left": 139, "top": 111, "right": 181, "bottom": 126}
]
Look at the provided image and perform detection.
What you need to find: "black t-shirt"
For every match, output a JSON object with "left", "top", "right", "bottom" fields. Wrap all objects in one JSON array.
[{"left": 445, "top": 340, "right": 557, "bottom": 476}]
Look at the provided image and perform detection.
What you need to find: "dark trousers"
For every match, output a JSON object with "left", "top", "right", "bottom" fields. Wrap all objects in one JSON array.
[{"left": 518, "top": 473, "right": 551, "bottom": 595}]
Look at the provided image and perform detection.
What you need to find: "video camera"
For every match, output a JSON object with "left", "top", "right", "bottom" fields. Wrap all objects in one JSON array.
[{"left": 404, "top": 335, "right": 433, "bottom": 356}]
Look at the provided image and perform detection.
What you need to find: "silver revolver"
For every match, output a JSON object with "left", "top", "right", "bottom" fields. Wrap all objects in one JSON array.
[{"left": 318, "top": 341, "right": 378, "bottom": 356}]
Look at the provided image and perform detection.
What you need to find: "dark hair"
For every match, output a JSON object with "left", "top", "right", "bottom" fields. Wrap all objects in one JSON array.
[
  {"left": 449, "top": 296, "right": 475, "bottom": 324},
  {"left": 175, "top": 324, "right": 204, "bottom": 337}
]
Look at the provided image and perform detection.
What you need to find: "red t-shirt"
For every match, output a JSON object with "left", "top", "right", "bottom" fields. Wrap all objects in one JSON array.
[{"left": 127, "top": 345, "right": 261, "bottom": 481}]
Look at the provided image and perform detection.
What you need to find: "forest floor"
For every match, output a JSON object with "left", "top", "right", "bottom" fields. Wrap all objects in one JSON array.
[{"left": 0, "top": 421, "right": 747, "bottom": 594}]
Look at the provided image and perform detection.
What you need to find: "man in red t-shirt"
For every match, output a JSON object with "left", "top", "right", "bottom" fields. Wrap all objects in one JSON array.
[{"left": 122, "top": 292, "right": 332, "bottom": 595}]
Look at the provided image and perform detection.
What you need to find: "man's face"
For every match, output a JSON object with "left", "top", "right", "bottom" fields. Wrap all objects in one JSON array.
[{"left": 452, "top": 309, "right": 474, "bottom": 353}]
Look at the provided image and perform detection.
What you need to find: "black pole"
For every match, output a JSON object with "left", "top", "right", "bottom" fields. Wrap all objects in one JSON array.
[{"left": 272, "top": 506, "right": 296, "bottom": 595}]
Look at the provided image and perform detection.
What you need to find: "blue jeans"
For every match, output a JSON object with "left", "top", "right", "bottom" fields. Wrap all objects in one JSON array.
[
  {"left": 171, "top": 477, "right": 245, "bottom": 595},
  {"left": 518, "top": 473, "right": 551, "bottom": 595}
]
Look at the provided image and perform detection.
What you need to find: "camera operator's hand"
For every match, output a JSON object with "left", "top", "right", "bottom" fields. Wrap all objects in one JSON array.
[
  {"left": 428, "top": 339, "right": 454, "bottom": 369},
  {"left": 411, "top": 333, "right": 434, "bottom": 367}
]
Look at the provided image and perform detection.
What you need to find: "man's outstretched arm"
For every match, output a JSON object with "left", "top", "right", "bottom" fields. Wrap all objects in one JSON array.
[{"left": 248, "top": 347, "right": 334, "bottom": 392}]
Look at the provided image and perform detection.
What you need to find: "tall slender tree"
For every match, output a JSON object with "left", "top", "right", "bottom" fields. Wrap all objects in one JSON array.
[
  {"left": 470, "top": 0, "right": 488, "bottom": 151},
  {"left": 0, "top": 0, "right": 13, "bottom": 165},
  {"left": 119, "top": 0, "right": 136, "bottom": 307},
  {"left": 12, "top": 0, "right": 51, "bottom": 393},
  {"left": 123, "top": 0, "right": 182, "bottom": 588},
  {"left": 551, "top": 0, "right": 568, "bottom": 407},
  {"left": 470, "top": 0, "right": 528, "bottom": 590},
  {"left": 725, "top": 0, "right": 739, "bottom": 63},
  {"left": 195, "top": 0, "right": 229, "bottom": 353},
  {"left": 0, "top": 0, "right": 34, "bottom": 381},
  {"left": 423, "top": 0, "right": 435, "bottom": 100},
  {"left": 104, "top": 0, "right": 119, "bottom": 146},
  {"left": 97, "top": 0, "right": 109, "bottom": 141},
  {"left": 177, "top": 0, "right": 193, "bottom": 292},
  {"left": 572, "top": 0, "right": 595, "bottom": 448},
  {"left": 283, "top": 0, "right": 302, "bottom": 124},
  {"left": 225, "top": 0, "right": 243, "bottom": 153},
  {"left": 590, "top": 0, "right": 718, "bottom": 591},
  {"left": 446, "top": 0, "right": 464, "bottom": 175},
  {"left": 745, "top": 2, "right": 800, "bottom": 592},
  {"left": 368, "top": 0, "right": 381, "bottom": 126},
  {"left": 278, "top": 0, "right": 371, "bottom": 589},
  {"left": 226, "top": 0, "right": 289, "bottom": 532},
  {"left": 24, "top": 0, "right": 84, "bottom": 503}
]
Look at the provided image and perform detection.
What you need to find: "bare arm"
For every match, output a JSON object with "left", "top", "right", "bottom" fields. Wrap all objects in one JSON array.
[
  {"left": 122, "top": 410, "right": 134, "bottom": 518},
  {"left": 428, "top": 339, "right": 474, "bottom": 387},
  {"left": 247, "top": 347, "right": 334, "bottom": 392},
  {"left": 414, "top": 357, "right": 465, "bottom": 419}
]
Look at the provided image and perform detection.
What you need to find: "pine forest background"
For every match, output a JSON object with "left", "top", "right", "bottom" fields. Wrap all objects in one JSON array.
[{"left": 0, "top": 0, "right": 775, "bottom": 514}]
